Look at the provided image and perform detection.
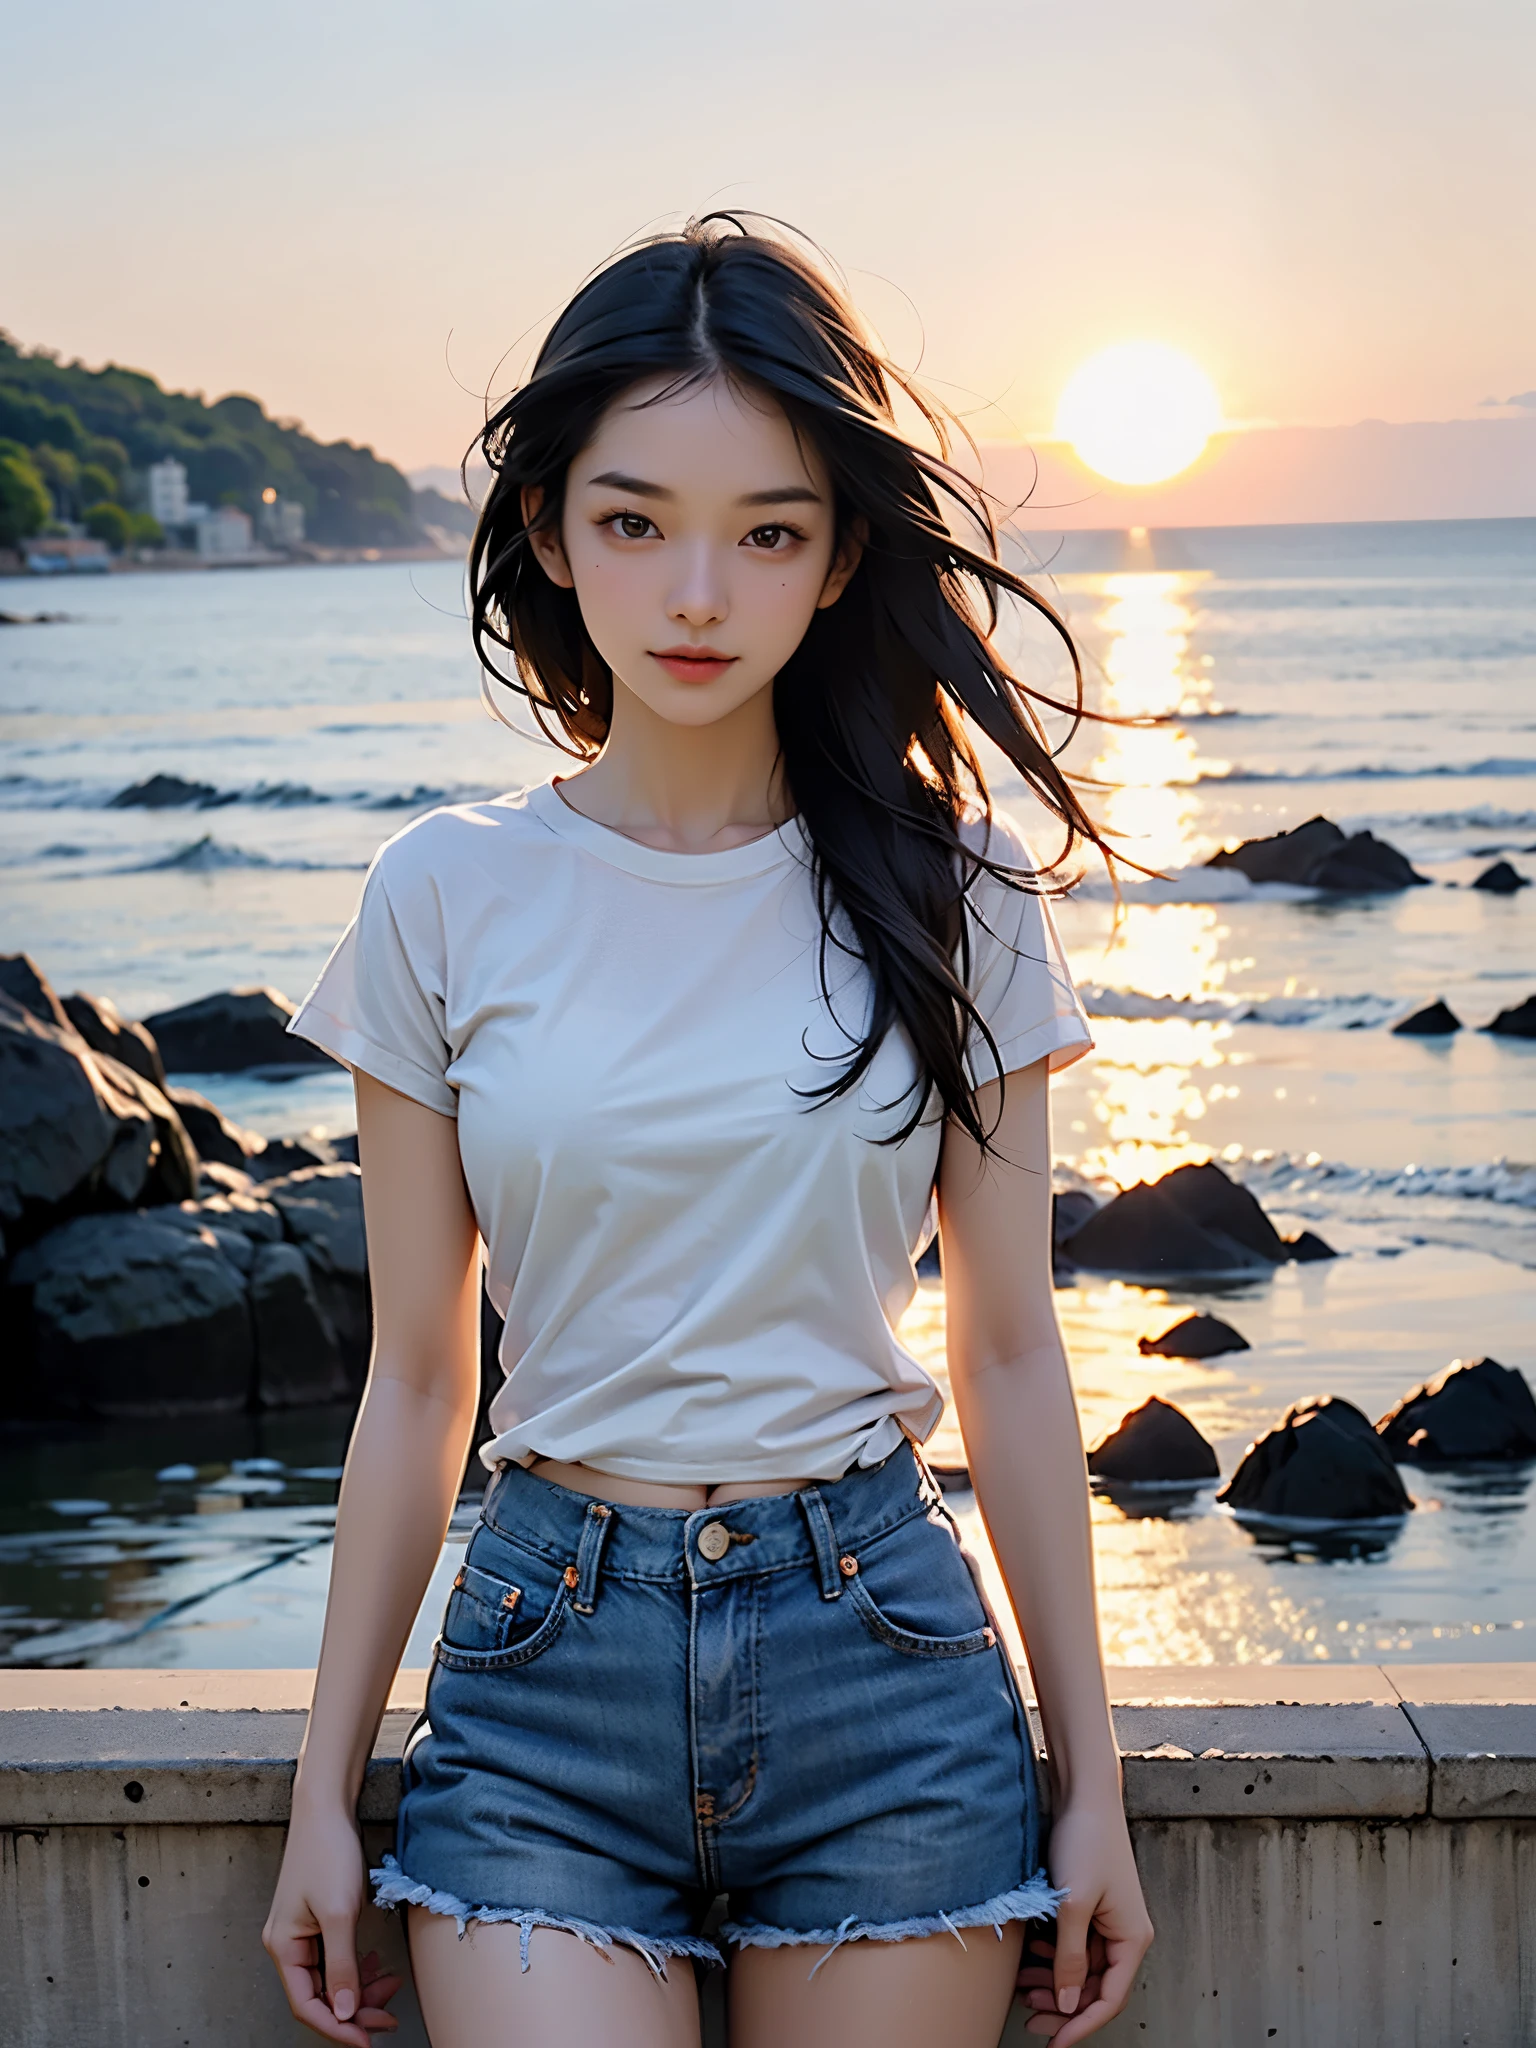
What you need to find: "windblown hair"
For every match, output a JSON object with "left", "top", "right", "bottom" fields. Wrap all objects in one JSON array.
[{"left": 468, "top": 214, "right": 1109, "bottom": 1149}]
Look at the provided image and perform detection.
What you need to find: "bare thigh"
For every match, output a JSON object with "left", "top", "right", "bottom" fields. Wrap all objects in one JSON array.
[
  {"left": 408, "top": 1907, "right": 702, "bottom": 2048},
  {"left": 729, "top": 1922, "right": 1025, "bottom": 2048}
]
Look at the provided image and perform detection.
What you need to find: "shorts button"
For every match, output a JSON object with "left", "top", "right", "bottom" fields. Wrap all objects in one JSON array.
[{"left": 697, "top": 1521, "right": 731, "bottom": 1562}]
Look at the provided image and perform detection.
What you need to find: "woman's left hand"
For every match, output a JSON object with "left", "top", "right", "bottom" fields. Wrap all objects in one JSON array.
[{"left": 1016, "top": 1794, "right": 1153, "bottom": 2041}]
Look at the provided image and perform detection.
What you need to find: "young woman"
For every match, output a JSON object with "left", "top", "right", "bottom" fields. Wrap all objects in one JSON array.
[{"left": 263, "top": 216, "right": 1152, "bottom": 2048}]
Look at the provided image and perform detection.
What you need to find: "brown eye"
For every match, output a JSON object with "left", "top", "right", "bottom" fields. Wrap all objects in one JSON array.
[
  {"left": 617, "top": 513, "right": 653, "bottom": 540},
  {"left": 746, "top": 524, "right": 787, "bottom": 550}
]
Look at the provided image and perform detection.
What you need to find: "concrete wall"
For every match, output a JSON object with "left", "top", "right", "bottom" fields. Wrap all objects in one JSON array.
[{"left": 2, "top": 1665, "right": 1533, "bottom": 2047}]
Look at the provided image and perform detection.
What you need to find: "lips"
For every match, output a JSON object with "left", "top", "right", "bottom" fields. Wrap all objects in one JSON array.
[{"left": 650, "top": 646, "right": 738, "bottom": 684}]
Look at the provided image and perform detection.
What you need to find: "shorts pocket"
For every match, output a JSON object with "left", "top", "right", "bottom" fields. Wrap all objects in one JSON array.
[
  {"left": 434, "top": 1535, "right": 572, "bottom": 1672},
  {"left": 843, "top": 1511, "right": 996, "bottom": 1660}
]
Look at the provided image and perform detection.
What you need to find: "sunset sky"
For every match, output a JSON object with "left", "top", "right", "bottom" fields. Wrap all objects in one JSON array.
[{"left": 5, "top": 0, "right": 1533, "bottom": 490}]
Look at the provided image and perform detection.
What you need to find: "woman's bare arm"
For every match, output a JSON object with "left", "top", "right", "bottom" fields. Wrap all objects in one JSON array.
[
  {"left": 938, "top": 1059, "right": 1152, "bottom": 2044},
  {"left": 263, "top": 1071, "right": 483, "bottom": 2043}
]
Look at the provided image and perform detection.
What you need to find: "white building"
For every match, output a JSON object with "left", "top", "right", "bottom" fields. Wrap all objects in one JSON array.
[
  {"left": 146, "top": 458, "right": 189, "bottom": 528},
  {"left": 195, "top": 507, "right": 255, "bottom": 559},
  {"left": 257, "top": 493, "right": 305, "bottom": 547}
]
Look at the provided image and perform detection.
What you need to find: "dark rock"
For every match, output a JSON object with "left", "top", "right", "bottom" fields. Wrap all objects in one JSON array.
[
  {"left": 1392, "top": 1000, "right": 1461, "bottom": 1036},
  {"left": 1052, "top": 1188, "right": 1100, "bottom": 1246},
  {"left": 250, "top": 1241, "right": 348, "bottom": 1407},
  {"left": 1157, "top": 1162, "right": 1288, "bottom": 1261},
  {"left": 916, "top": 1237, "right": 941, "bottom": 1279},
  {"left": 107, "top": 773, "right": 221, "bottom": 809},
  {"left": 1138, "top": 1313, "right": 1250, "bottom": 1359},
  {"left": 61, "top": 991, "right": 167, "bottom": 1088},
  {"left": 3, "top": 1212, "right": 254, "bottom": 1418},
  {"left": 1059, "top": 1181, "right": 1263, "bottom": 1277},
  {"left": 247, "top": 1133, "right": 338, "bottom": 1182},
  {"left": 1285, "top": 1229, "right": 1338, "bottom": 1263},
  {"left": 140, "top": 987, "right": 334, "bottom": 1072},
  {"left": 1307, "top": 831, "right": 1429, "bottom": 894},
  {"left": 1485, "top": 996, "right": 1536, "bottom": 1039},
  {"left": 1472, "top": 860, "right": 1529, "bottom": 895},
  {"left": 469, "top": 1287, "right": 508, "bottom": 1490},
  {"left": 166, "top": 1086, "right": 268, "bottom": 1171},
  {"left": 1061, "top": 1160, "right": 1287, "bottom": 1279},
  {"left": 156, "top": 1192, "right": 283, "bottom": 1275},
  {"left": 0, "top": 954, "right": 70, "bottom": 1030},
  {"left": 1, "top": 997, "right": 158, "bottom": 1232},
  {"left": 1207, "top": 815, "right": 1345, "bottom": 886},
  {"left": 1376, "top": 1357, "right": 1536, "bottom": 1465},
  {"left": 1088, "top": 1396, "right": 1220, "bottom": 1483},
  {"left": 1218, "top": 1395, "right": 1413, "bottom": 1520},
  {"left": 1206, "top": 814, "right": 1427, "bottom": 894},
  {"left": 199, "top": 1160, "right": 257, "bottom": 1198},
  {"left": 103, "top": 1058, "right": 200, "bottom": 1209},
  {"left": 330, "top": 1132, "right": 360, "bottom": 1164},
  {"left": 263, "top": 1164, "right": 370, "bottom": 1379}
]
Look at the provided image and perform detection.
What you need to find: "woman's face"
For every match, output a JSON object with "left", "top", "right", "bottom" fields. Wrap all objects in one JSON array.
[{"left": 526, "top": 374, "right": 860, "bottom": 729}]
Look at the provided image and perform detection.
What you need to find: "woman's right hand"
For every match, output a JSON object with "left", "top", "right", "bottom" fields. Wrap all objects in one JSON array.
[{"left": 263, "top": 1801, "right": 402, "bottom": 2042}]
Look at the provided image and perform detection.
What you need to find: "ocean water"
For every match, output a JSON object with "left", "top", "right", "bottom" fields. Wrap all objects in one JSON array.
[{"left": 1, "top": 521, "right": 1534, "bottom": 1669}]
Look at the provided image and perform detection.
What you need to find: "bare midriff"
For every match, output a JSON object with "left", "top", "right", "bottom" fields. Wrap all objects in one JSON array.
[{"left": 526, "top": 1457, "right": 816, "bottom": 1511}]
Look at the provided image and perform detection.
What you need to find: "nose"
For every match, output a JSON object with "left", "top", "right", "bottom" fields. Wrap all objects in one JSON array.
[{"left": 666, "top": 539, "right": 729, "bottom": 631}]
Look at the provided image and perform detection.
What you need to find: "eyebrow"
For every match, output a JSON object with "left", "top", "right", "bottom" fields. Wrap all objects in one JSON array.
[{"left": 586, "top": 470, "right": 824, "bottom": 508}]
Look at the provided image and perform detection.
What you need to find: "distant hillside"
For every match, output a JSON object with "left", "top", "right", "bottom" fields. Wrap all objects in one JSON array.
[{"left": 0, "top": 331, "right": 426, "bottom": 548}]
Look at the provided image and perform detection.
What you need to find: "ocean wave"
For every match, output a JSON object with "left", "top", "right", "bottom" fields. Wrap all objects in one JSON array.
[
  {"left": 125, "top": 836, "right": 364, "bottom": 874},
  {"left": 2, "top": 771, "right": 486, "bottom": 815},
  {"left": 1082, "top": 987, "right": 1402, "bottom": 1030},
  {"left": 1194, "top": 757, "right": 1536, "bottom": 787},
  {"left": 1237, "top": 1151, "right": 1536, "bottom": 1213},
  {"left": 1072, "top": 868, "right": 1318, "bottom": 905}
]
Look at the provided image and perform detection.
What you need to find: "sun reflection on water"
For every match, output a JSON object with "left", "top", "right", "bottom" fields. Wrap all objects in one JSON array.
[
  {"left": 1081, "top": 572, "right": 1223, "bottom": 879},
  {"left": 893, "top": 1281, "right": 1402, "bottom": 1669},
  {"left": 1053, "top": 573, "right": 1255, "bottom": 1187}
]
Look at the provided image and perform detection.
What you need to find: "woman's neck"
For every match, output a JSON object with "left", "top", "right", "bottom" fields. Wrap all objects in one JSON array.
[{"left": 558, "top": 675, "right": 791, "bottom": 855}]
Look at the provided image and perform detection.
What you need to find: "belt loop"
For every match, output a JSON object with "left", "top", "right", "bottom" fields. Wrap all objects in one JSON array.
[
  {"left": 572, "top": 1500, "right": 615, "bottom": 1615},
  {"left": 797, "top": 1488, "right": 843, "bottom": 1601}
]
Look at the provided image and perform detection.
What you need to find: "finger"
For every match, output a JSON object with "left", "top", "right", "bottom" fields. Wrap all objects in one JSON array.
[
  {"left": 358, "top": 1970, "right": 404, "bottom": 2007},
  {"left": 1049, "top": 1950, "right": 1143, "bottom": 2048},
  {"left": 1024, "top": 1972, "right": 1102, "bottom": 2013},
  {"left": 1051, "top": 1903, "right": 1093, "bottom": 2017},
  {"left": 290, "top": 1990, "right": 374, "bottom": 2047},
  {"left": 318, "top": 1916, "right": 364, "bottom": 2024},
  {"left": 276, "top": 1966, "right": 371, "bottom": 2047}
]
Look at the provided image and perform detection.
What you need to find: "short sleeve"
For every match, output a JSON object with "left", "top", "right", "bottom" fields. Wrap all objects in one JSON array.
[
  {"left": 287, "top": 842, "right": 457, "bottom": 1117},
  {"left": 961, "top": 810, "right": 1092, "bottom": 1085}
]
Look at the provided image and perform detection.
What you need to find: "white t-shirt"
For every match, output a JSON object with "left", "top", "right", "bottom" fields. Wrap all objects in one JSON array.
[{"left": 289, "top": 779, "right": 1090, "bottom": 1482}]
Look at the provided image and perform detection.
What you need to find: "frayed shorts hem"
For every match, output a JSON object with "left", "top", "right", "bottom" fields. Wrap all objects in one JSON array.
[
  {"left": 370, "top": 1855, "right": 725, "bottom": 1978},
  {"left": 722, "top": 1874, "right": 1066, "bottom": 1979}
]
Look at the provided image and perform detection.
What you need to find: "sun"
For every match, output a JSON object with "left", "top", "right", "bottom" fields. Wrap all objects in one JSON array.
[{"left": 1055, "top": 342, "right": 1222, "bottom": 486}]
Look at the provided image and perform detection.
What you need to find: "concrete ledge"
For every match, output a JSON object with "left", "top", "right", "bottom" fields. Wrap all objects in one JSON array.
[
  {"left": 7, "top": 1667, "right": 1533, "bottom": 1826},
  {"left": 4, "top": 1666, "right": 1535, "bottom": 2046},
  {"left": 1113, "top": 1704, "right": 1429, "bottom": 1818},
  {"left": 0, "top": 1709, "right": 419, "bottom": 1826}
]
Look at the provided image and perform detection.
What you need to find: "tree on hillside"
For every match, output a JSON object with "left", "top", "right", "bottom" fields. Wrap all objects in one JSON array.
[
  {"left": 0, "top": 441, "right": 51, "bottom": 545},
  {"left": 0, "top": 330, "right": 425, "bottom": 548},
  {"left": 83, "top": 501, "right": 131, "bottom": 551},
  {"left": 79, "top": 461, "right": 120, "bottom": 505}
]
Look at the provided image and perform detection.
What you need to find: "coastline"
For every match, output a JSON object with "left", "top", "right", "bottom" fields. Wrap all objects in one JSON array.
[{"left": 0, "top": 541, "right": 464, "bottom": 582}]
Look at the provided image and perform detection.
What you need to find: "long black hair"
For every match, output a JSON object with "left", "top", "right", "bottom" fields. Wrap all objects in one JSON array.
[{"left": 468, "top": 214, "right": 1109, "bottom": 1149}]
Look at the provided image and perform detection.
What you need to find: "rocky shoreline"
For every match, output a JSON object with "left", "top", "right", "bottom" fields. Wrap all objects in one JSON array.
[
  {"left": 4, "top": 939, "right": 1533, "bottom": 1536},
  {"left": 1, "top": 956, "right": 368, "bottom": 1423}
]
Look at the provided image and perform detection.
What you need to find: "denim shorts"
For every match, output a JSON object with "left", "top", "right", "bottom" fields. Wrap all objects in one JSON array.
[{"left": 373, "top": 1442, "right": 1061, "bottom": 1975}]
